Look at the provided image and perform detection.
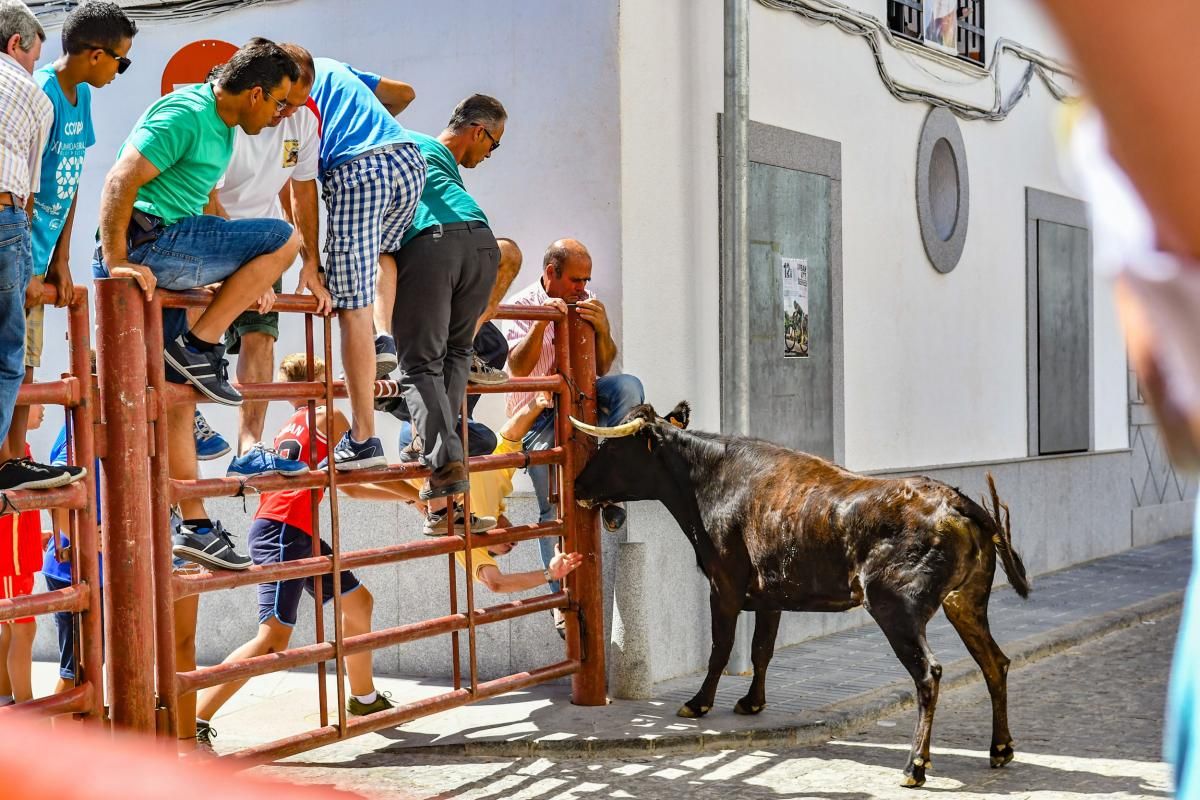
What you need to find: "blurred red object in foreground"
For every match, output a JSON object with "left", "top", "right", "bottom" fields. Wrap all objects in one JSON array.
[{"left": 0, "top": 711, "right": 364, "bottom": 800}]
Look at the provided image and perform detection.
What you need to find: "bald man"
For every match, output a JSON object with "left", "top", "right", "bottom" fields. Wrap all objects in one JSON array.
[{"left": 501, "top": 239, "right": 644, "bottom": 601}]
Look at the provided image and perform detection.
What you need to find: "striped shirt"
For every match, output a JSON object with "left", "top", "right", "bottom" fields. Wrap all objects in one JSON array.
[
  {"left": 500, "top": 280, "right": 594, "bottom": 416},
  {"left": 0, "top": 53, "right": 53, "bottom": 202}
]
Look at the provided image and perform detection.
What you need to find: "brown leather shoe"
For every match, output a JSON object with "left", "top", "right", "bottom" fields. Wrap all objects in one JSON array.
[{"left": 419, "top": 460, "right": 470, "bottom": 500}]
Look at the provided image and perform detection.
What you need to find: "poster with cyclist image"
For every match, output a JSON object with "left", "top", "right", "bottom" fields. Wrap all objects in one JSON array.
[{"left": 782, "top": 257, "right": 809, "bottom": 358}]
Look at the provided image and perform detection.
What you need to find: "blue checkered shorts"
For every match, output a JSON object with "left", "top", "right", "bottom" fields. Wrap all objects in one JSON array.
[{"left": 322, "top": 142, "right": 427, "bottom": 310}]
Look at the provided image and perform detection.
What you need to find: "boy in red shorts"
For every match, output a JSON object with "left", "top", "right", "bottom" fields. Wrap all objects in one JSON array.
[{"left": 0, "top": 403, "right": 48, "bottom": 705}]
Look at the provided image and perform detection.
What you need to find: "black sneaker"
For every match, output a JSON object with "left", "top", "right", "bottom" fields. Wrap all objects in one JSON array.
[
  {"left": 195, "top": 721, "right": 217, "bottom": 753},
  {"left": 171, "top": 521, "right": 251, "bottom": 571},
  {"left": 601, "top": 503, "right": 627, "bottom": 532},
  {"left": 163, "top": 334, "right": 243, "bottom": 406},
  {"left": 375, "top": 334, "right": 399, "bottom": 379},
  {"left": 0, "top": 458, "right": 78, "bottom": 491}
]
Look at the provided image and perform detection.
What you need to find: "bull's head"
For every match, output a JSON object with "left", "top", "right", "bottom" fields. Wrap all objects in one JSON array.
[{"left": 572, "top": 401, "right": 691, "bottom": 512}]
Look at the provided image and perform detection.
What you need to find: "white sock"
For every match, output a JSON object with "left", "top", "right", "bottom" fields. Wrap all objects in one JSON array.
[
  {"left": 353, "top": 690, "right": 377, "bottom": 705},
  {"left": 0, "top": 695, "right": 13, "bottom": 706}
]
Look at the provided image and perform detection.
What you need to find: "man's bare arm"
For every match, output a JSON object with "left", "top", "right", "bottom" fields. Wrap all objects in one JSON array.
[
  {"left": 99, "top": 147, "right": 162, "bottom": 299},
  {"left": 374, "top": 78, "right": 415, "bottom": 116},
  {"left": 506, "top": 323, "right": 548, "bottom": 377},
  {"left": 290, "top": 178, "right": 332, "bottom": 314}
]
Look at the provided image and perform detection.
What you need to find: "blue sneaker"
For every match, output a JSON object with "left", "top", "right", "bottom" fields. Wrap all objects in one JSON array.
[
  {"left": 194, "top": 411, "right": 231, "bottom": 461},
  {"left": 227, "top": 443, "right": 310, "bottom": 477},
  {"left": 375, "top": 334, "right": 398, "bottom": 379},
  {"left": 332, "top": 431, "right": 387, "bottom": 471}
]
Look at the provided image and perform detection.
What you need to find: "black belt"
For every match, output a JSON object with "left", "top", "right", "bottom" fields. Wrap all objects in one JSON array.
[{"left": 411, "top": 220, "right": 489, "bottom": 239}]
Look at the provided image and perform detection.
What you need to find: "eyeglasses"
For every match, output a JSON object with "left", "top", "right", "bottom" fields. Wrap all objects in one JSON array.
[
  {"left": 85, "top": 44, "right": 130, "bottom": 75},
  {"left": 477, "top": 125, "right": 500, "bottom": 153},
  {"left": 264, "top": 89, "right": 289, "bottom": 114}
]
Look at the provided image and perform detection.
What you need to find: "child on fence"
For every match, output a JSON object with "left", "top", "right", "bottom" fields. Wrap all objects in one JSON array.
[
  {"left": 7, "top": 3, "right": 137, "bottom": 467},
  {"left": 0, "top": 403, "right": 49, "bottom": 704},
  {"left": 192, "top": 354, "right": 423, "bottom": 750}
]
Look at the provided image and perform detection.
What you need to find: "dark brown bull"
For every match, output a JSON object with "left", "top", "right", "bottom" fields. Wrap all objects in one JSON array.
[{"left": 572, "top": 402, "right": 1031, "bottom": 788}]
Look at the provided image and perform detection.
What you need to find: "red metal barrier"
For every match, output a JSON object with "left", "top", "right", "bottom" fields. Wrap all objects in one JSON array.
[
  {"left": 0, "top": 285, "right": 103, "bottom": 724},
  {"left": 89, "top": 278, "right": 605, "bottom": 759}
]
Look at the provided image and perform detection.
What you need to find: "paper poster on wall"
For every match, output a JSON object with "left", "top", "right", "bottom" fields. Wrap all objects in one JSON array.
[
  {"left": 782, "top": 257, "right": 809, "bottom": 358},
  {"left": 923, "top": 0, "right": 958, "bottom": 54}
]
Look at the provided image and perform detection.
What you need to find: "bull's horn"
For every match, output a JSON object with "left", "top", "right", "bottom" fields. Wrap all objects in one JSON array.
[{"left": 569, "top": 416, "right": 646, "bottom": 438}]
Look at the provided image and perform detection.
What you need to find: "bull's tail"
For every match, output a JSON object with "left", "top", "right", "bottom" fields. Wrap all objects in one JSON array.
[{"left": 980, "top": 472, "right": 1030, "bottom": 599}]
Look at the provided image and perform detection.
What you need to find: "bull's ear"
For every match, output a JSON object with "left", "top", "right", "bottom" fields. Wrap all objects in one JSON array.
[{"left": 665, "top": 401, "right": 690, "bottom": 430}]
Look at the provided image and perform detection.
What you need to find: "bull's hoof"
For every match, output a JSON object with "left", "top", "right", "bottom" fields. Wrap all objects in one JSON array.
[
  {"left": 676, "top": 702, "right": 710, "bottom": 718},
  {"left": 901, "top": 759, "right": 927, "bottom": 788},
  {"left": 733, "top": 698, "right": 765, "bottom": 715},
  {"left": 990, "top": 742, "right": 1015, "bottom": 768}
]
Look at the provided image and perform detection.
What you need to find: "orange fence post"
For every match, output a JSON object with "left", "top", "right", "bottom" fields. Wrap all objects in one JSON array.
[
  {"left": 565, "top": 310, "right": 606, "bottom": 705},
  {"left": 95, "top": 278, "right": 157, "bottom": 732},
  {"left": 66, "top": 287, "right": 103, "bottom": 723}
]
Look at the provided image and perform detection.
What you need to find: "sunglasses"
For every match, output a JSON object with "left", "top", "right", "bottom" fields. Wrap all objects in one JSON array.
[
  {"left": 86, "top": 44, "right": 131, "bottom": 75},
  {"left": 478, "top": 125, "right": 500, "bottom": 153}
]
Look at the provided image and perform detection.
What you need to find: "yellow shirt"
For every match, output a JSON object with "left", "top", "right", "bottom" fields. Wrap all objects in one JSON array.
[
  {"left": 467, "top": 436, "right": 522, "bottom": 519},
  {"left": 454, "top": 546, "right": 498, "bottom": 583}
]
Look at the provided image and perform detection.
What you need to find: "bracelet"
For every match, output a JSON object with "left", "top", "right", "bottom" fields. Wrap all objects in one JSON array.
[{"left": 543, "top": 568, "right": 553, "bottom": 584}]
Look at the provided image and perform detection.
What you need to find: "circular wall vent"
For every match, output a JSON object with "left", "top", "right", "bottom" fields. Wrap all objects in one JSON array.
[{"left": 916, "top": 107, "right": 969, "bottom": 273}]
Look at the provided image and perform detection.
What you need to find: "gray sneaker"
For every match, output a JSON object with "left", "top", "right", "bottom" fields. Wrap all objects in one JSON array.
[
  {"left": 423, "top": 506, "right": 498, "bottom": 536},
  {"left": 163, "top": 335, "right": 242, "bottom": 406},
  {"left": 171, "top": 521, "right": 251, "bottom": 571},
  {"left": 468, "top": 354, "right": 508, "bottom": 386}
]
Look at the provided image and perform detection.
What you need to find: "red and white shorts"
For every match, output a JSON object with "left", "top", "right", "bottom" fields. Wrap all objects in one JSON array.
[{"left": 0, "top": 574, "right": 35, "bottom": 624}]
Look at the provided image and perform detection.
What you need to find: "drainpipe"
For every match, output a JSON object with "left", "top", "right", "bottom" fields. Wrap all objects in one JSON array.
[{"left": 722, "top": 0, "right": 753, "bottom": 677}]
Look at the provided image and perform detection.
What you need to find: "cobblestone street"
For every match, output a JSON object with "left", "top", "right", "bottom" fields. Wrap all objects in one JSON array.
[{"left": 259, "top": 609, "right": 1178, "bottom": 799}]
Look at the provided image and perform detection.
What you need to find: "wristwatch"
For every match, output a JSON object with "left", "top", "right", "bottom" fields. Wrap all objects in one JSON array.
[{"left": 543, "top": 568, "right": 553, "bottom": 584}]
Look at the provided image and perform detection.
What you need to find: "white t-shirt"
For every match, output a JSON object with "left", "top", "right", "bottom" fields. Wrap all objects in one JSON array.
[{"left": 217, "top": 101, "right": 320, "bottom": 219}]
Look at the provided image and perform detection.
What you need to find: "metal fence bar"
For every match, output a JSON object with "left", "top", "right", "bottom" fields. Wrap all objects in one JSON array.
[
  {"left": 144, "top": 292, "right": 179, "bottom": 738},
  {"left": 96, "top": 277, "right": 157, "bottom": 732},
  {"left": 168, "top": 446, "right": 566, "bottom": 501},
  {"left": 227, "top": 659, "right": 581, "bottom": 764},
  {"left": 0, "top": 681, "right": 94, "bottom": 718},
  {"left": 566, "top": 311, "right": 606, "bottom": 704},
  {"left": 321, "top": 313, "right": 348, "bottom": 735},
  {"left": 177, "top": 592, "right": 568, "bottom": 695},
  {"left": 65, "top": 286, "right": 103, "bottom": 724},
  {"left": 0, "top": 583, "right": 87, "bottom": 621},
  {"left": 171, "top": 521, "right": 566, "bottom": 597},
  {"left": 303, "top": 312, "right": 330, "bottom": 731}
]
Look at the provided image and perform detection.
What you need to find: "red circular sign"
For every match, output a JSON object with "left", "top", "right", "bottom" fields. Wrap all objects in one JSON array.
[{"left": 160, "top": 39, "right": 238, "bottom": 96}]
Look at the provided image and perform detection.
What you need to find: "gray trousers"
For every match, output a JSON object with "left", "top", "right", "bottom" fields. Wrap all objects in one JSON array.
[{"left": 392, "top": 225, "right": 499, "bottom": 469}]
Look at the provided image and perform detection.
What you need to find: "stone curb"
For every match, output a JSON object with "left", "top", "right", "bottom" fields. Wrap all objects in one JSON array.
[{"left": 382, "top": 590, "right": 1183, "bottom": 759}]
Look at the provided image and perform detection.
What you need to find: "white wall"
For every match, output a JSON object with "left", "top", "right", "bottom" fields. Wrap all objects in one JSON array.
[
  {"left": 29, "top": 0, "right": 621, "bottom": 468},
  {"left": 618, "top": 0, "right": 1127, "bottom": 472}
]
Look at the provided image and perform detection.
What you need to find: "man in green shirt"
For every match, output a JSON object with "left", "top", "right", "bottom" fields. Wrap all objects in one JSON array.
[
  {"left": 94, "top": 40, "right": 302, "bottom": 572},
  {"left": 382, "top": 94, "right": 506, "bottom": 501}
]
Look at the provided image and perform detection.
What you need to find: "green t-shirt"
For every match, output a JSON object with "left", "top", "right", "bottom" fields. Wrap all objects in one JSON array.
[
  {"left": 122, "top": 83, "right": 234, "bottom": 226},
  {"left": 401, "top": 130, "right": 488, "bottom": 246}
]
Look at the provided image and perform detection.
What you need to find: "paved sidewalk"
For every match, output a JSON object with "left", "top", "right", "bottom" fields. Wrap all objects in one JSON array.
[{"left": 30, "top": 536, "right": 1189, "bottom": 761}]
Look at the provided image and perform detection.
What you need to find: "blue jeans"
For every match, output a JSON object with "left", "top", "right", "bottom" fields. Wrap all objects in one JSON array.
[
  {"left": 0, "top": 206, "right": 32, "bottom": 446},
  {"left": 525, "top": 373, "right": 644, "bottom": 591},
  {"left": 93, "top": 214, "right": 294, "bottom": 380}
]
